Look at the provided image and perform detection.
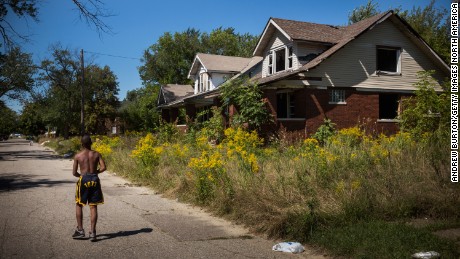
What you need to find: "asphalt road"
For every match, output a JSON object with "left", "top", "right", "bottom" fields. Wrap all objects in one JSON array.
[{"left": 0, "top": 138, "right": 326, "bottom": 259}]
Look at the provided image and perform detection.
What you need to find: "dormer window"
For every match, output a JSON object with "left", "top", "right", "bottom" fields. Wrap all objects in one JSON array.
[
  {"left": 275, "top": 48, "right": 286, "bottom": 72},
  {"left": 198, "top": 72, "right": 209, "bottom": 93},
  {"left": 267, "top": 45, "right": 293, "bottom": 75}
]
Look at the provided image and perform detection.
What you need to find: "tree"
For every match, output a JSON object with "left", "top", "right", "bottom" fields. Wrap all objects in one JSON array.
[
  {"left": 0, "top": 100, "right": 17, "bottom": 136},
  {"left": 119, "top": 88, "right": 143, "bottom": 131},
  {"left": 348, "top": 0, "right": 379, "bottom": 24},
  {"left": 201, "top": 27, "right": 258, "bottom": 58},
  {"left": 398, "top": 0, "right": 449, "bottom": 62},
  {"left": 70, "top": 0, "right": 113, "bottom": 37},
  {"left": 119, "top": 84, "right": 160, "bottom": 132},
  {"left": 39, "top": 45, "right": 119, "bottom": 137},
  {"left": 139, "top": 29, "right": 202, "bottom": 86},
  {"left": 0, "top": 0, "right": 112, "bottom": 49},
  {"left": 399, "top": 71, "right": 449, "bottom": 137},
  {"left": 0, "top": 0, "right": 38, "bottom": 48},
  {"left": 349, "top": 0, "right": 449, "bottom": 62},
  {"left": 84, "top": 65, "right": 119, "bottom": 134},
  {"left": 220, "top": 77, "right": 272, "bottom": 131},
  {"left": 40, "top": 45, "right": 80, "bottom": 138},
  {"left": 18, "top": 101, "right": 45, "bottom": 136},
  {"left": 0, "top": 47, "right": 35, "bottom": 100}
]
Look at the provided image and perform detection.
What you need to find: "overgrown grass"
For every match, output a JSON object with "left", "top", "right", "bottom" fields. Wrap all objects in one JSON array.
[
  {"left": 43, "top": 126, "right": 460, "bottom": 257},
  {"left": 311, "top": 221, "right": 458, "bottom": 258}
]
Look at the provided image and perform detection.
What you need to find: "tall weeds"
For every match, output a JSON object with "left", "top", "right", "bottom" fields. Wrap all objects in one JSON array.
[{"left": 106, "top": 126, "right": 458, "bottom": 242}]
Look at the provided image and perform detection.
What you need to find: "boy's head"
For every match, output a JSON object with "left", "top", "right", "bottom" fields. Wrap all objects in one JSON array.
[{"left": 81, "top": 134, "right": 92, "bottom": 149}]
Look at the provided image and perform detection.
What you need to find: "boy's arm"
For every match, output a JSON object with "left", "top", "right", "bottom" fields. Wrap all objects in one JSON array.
[
  {"left": 72, "top": 156, "right": 81, "bottom": 178},
  {"left": 98, "top": 154, "right": 106, "bottom": 174}
]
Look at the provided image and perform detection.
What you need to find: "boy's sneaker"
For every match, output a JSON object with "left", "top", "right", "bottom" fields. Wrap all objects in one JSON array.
[
  {"left": 72, "top": 228, "right": 85, "bottom": 239},
  {"left": 89, "top": 232, "right": 97, "bottom": 242}
]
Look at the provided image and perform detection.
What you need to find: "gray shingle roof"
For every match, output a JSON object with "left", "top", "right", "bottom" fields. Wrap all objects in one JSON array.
[
  {"left": 271, "top": 18, "right": 344, "bottom": 44},
  {"left": 158, "top": 84, "right": 194, "bottom": 106}
]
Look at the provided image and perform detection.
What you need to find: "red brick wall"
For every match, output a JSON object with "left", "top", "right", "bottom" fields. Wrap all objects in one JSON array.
[{"left": 264, "top": 88, "right": 401, "bottom": 136}]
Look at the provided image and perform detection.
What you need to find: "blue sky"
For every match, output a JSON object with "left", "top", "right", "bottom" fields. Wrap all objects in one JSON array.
[{"left": 6, "top": 0, "right": 449, "bottom": 112}]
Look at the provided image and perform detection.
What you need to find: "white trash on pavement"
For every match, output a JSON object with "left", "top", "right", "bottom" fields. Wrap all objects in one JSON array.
[
  {"left": 411, "top": 251, "right": 440, "bottom": 258},
  {"left": 272, "top": 242, "right": 305, "bottom": 254}
]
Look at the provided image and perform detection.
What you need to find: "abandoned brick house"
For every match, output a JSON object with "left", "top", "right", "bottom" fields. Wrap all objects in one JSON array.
[{"left": 157, "top": 10, "right": 449, "bottom": 135}]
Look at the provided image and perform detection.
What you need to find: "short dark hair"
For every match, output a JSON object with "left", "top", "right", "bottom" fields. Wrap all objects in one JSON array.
[{"left": 81, "top": 134, "right": 92, "bottom": 149}]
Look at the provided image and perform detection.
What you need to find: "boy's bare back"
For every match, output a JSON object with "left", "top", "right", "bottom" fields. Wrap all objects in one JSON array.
[{"left": 73, "top": 149, "right": 106, "bottom": 177}]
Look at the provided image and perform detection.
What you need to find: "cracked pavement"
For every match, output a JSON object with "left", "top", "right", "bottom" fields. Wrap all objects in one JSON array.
[{"left": 0, "top": 139, "right": 326, "bottom": 258}]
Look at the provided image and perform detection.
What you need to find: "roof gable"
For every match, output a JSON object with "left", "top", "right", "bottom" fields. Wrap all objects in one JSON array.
[
  {"left": 253, "top": 17, "right": 345, "bottom": 56},
  {"left": 187, "top": 53, "right": 253, "bottom": 78}
]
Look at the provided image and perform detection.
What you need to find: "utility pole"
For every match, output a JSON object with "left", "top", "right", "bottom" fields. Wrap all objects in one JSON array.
[{"left": 80, "top": 49, "right": 85, "bottom": 135}]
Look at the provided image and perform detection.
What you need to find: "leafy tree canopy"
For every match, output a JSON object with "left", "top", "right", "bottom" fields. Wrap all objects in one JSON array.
[
  {"left": 348, "top": 0, "right": 379, "bottom": 24},
  {"left": 119, "top": 84, "right": 160, "bottom": 132},
  {"left": 36, "top": 45, "right": 119, "bottom": 137},
  {"left": 84, "top": 64, "right": 120, "bottom": 134},
  {"left": 0, "top": 100, "right": 18, "bottom": 136},
  {"left": 0, "top": 47, "right": 35, "bottom": 101},
  {"left": 18, "top": 100, "right": 45, "bottom": 136}
]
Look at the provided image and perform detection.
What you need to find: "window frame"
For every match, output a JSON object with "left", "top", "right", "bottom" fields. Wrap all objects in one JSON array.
[
  {"left": 275, "top": 48, "right": 286, "bottom": 73},
  {"left": 197, "top": 105, "right": 212, "bottom": 122},
  {"left": 287, "top": 46, "right": 293, "bottom": 69},
  {"left": 268, "top": 52, "right": 273, "bottom": 75},
  {"left": 199, "top": 73, "right": 204, "bottom": 92},
  {"left": 276, "top": 91, "right": 296, "bottom": 119},
  {"left": 267, "top": 45, "right": 293, "bottom": 75},
  {"left": 329, "top": 89, "right": 347, "bottom": 104},
  {"left": 376, "top": 46, "right": 402, "bottom": 75}
]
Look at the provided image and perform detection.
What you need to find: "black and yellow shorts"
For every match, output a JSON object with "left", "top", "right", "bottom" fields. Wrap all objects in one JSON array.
[{"left": 75, "top": 174, "right": 104, "bottom": 206}]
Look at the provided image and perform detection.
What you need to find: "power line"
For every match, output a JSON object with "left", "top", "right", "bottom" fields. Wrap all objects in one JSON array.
[{"left": 83, "top": 50, "right": 141, "bottom": 61}]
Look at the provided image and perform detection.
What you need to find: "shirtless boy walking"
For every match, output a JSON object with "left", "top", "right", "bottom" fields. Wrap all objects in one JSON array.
[{"left": 72, "top": 134, "right": 106, "bottom": 241}]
